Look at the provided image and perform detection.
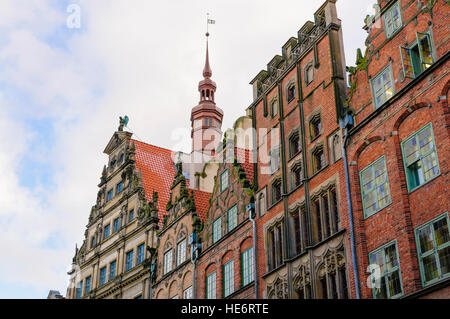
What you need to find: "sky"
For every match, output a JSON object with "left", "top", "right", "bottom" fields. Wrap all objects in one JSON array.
[{"left": 0, "top": 0, "right": 377, "bottom": 298}]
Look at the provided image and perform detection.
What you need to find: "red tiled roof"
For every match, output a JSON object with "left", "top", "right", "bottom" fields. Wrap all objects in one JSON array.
[
  {"left": 192, "top": 189, "right": 211, "bottom": 221},
  {"left": 132, "top": 139, "right": 176, "bottom": 222}
]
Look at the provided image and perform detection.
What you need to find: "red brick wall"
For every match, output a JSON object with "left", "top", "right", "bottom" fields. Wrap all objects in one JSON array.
[{"left": 346, "top": 0, "right": 450, "bottom": 299}]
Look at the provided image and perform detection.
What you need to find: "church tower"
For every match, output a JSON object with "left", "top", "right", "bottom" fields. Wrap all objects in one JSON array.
[{"left": 190, "top": 33, "right": 223, "bottom": 156}]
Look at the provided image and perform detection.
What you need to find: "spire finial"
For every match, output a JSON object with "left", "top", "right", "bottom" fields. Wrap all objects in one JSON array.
[{"left": 203, "top": 14, "right": 215, "bottom": 78}]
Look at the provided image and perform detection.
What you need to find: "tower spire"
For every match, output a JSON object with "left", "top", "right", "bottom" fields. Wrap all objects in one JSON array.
[
  {"left": 190, "top": 15, "right": 223, "bottom": 157},
  {"left": 203, "top": 36, "right": 212, "bottom": 79}
]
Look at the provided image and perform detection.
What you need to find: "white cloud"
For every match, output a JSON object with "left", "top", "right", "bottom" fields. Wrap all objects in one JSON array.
[{"left": 0, "top": 0, "right": 374, "bottom": 297}]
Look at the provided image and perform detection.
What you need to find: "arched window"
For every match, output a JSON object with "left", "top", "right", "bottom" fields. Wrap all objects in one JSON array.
[
  {"left": 258, "top": 192, "right": 266, "bottom": 217},
  {"left": 304, "top": 61, "right": 314, "bottom": 85},
  {"left": 310, "top": 114, "right": 322, "bottom": 141},
  {"left": 312, "top": 146, "right": 325, "bottom": 174},
  {"left": 270, "top": 99, "right": 278, "bottom": 117},
  {"left": 289, "top": 132, "right": 300, "bottom": 159},
  {"left": 287, "top": 84, "right": 296, "bottom": 103},
  {"left": 291, "top": 162, "right": 303, "bottom": 189},
  {"left": 271, "top": 179, "right": 282, "bottom": 204},
  {"left": 332, "top": 134, "right": 342, "bottom": 163}
]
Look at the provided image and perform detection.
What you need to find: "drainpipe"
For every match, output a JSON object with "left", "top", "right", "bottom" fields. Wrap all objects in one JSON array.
[
  {"left": 190, "top": 233, "right": 201, "bottom": 299},
  {"left": 340, "top": 113, "right": 360, "bottom": 299},
  {"left": 247, "top": 202, "right": 258, "bottom": 299}
]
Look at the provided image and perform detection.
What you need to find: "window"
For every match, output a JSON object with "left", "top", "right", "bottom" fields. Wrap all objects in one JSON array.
[
  {"left": 183, "top": 286, "right": 193, "bottom": 299},
  {"left": 126, "top": 250, "right": 133, "bottom": 271},
  {"left": 401, "top": 123, "right": 440, "bottom": 192},
  {"left": 401, "top": 32, "right": 434, "bottom": 79},
  {"left": 270, "top": 100, "right": 278, "bottom": 117},
  {"left": 330, "top": 133, "right": 342, "bottom": 163},
  {"left": 268, "top": 223, "right": 283, "bottom": 271},
  {"left": 119, "top": 153, "right": 124, "bottom": 163},
  {"left": 305, "top": 64, "right": 314, "bottom": 85},
  {"left": 227, "top": 205, "right": 238, "bottom": 232},
  {"left": 287, "top": 83, "right": 296, "bottom": 103},
  {"left": 206, "top": 272, "right": 216, "bottom": 299},
  {"left": 289, "top": 132, "right": 300, "bottom": 159},
  {"left": 76, "top": 281, "right": 82, "bottom": 299},
  {"left": 271, "top": 179, "right": 282, "bottom": 204},
  {"left": 177, "top": 238, "right": 187, "bottom": 266},
  {"left": 292, "top": 207, "right": 308, "bottom": 255},
  {"left": 369, "top": 241, "right": 403, "bottom": 299},
  {"left": 113, "top": 218, "right": 120, "bottom": 232},
  {"left": 241, "top": 247, "right": 254, "bottom": 286},
  {"left": 85, "top": 276, "right": 91, "bottom": 295},
  {"left": 359, "top": 156, "right": 392, "bottom": 218},
  {"left": 91, "top": 236, "right": 96, "bottom": 249},
  {"left": 110, "top": 261, "right": 116, "bottom": 281},
  {"left": 312, "top": 188, "right": 339, "bottom": 243},
  {"left": 223, "top": 260, "right": 234, "bottom": 297},
  {"left": 137, "top": 244, "right": 145, "bottom": 265},
  {"left": 415, "top": 213, "right": 450, "bottom": 286},
  {"left": 220, "top": 170, "right": 229, "bottom": 192},
  {"left": 371, "top": 65, "right": 394, "bottom": 109},
  {"left": 310, "top": 115, "right": 322, "bottom": 141},
  {"left": 291, "top": 162, "right": 303, "bottom": 189},
  {"left": 104, "top": 224, "right": 110, "bottom": 239},
  {"left": 269, "top": 146, "right": 281, "bottom": 174},
  {"left": 163, "top": 249, "right": 173, "bottom": 274},
  {"left": 129, "top": 209, "right": 134, "bottom": 222},
  {"left": 116, "top": 181, "right": 124, "bottom": 195},
  {"left": 134, "top": 295, "right": 142, "bottom": 299},
  {"left": 100, "top": 267, "right": 106, "bottom": 286},
  {"left": 213, "top": 218, "right": 222, "bottom": 244},
  {"left": 107, "top": 189, "right": 114, "bottom": 201},
  {"left": 383, "top": 1, "right": 401, "bottom": 39},
  {"left": 313, "top": 198, "right": 322, "bottom": 243},
  {"left": 258, "top": 193, "right": 266, "bottom": 217},
  {"left": 312, "top": 147, "right": 326, "bottom": 173}
]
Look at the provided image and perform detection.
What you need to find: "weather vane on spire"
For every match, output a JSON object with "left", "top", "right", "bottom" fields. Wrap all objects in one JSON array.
[{"left": 206, "top": 13, "right": 215, "bottom": 37}]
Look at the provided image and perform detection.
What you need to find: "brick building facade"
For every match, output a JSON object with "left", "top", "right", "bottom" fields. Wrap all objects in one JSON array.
[
  {"left": 344, "top": 0, "right": 449, "bottom": 299},
  {"left": 66, "top": 0, "right": 449, "bottom": 299}
]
